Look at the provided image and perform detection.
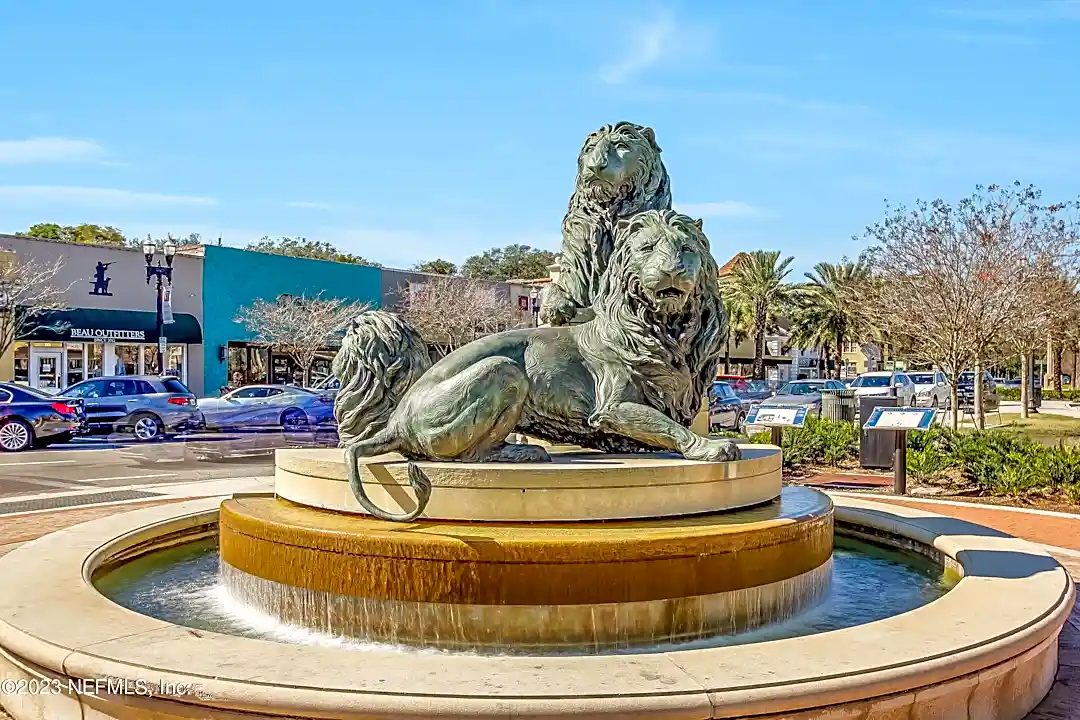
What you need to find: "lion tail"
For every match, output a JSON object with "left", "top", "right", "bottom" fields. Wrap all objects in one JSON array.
[{"left": 331, "top": 309, "right": 432, "bottom": 448}]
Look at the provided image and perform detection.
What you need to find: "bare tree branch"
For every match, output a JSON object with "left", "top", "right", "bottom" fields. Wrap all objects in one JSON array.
[
  {"left": 397, "top": 275, "right": 527, "bottom": 355},
  {"left": 234, "top": 293, "right": 367, "bottom": 385},
  {"left": 860, "top": 183, "right": 1080, "bottom": 428},
  {"left": 0, "top": 251, "right": 69, "bottom": 358}
]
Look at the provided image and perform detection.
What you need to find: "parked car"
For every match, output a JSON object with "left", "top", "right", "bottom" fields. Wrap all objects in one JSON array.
[
  {"left": 198, "top": 384, "right": 335, "bottom": 432},
  {"left": 908, "top": 371, "right": 950, "bottom": 409},
  {"left": 715, "top": 374, "right": 752, "bottom": 394},
  {"left": 956, "top": 371, "right": 1001, "bottom": 412},
  {"left": 60, "top": 376, "right": 202, "bottom": 441},
  {"left": 0, "top": 382, "right": 84, "bottom": 452},
  {"left": 996, "top": 377, "right": 1021, "bottom": 390},
  {"left": 309, "top": 374, "right": 340, "bottom": 397},
  {"left": 708, "top": 381, "right": 752, "bottom": 433},
  {"left": 849, "top": 371, "right": 918, "bottom": 407},
  {"left": 763, "top": 379, "right": 848, "bottom": 416}
]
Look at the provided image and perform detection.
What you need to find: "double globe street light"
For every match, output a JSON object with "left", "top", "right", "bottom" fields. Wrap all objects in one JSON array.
[{"left": 142, "top": 237, "right": 177, "bottom": 374}]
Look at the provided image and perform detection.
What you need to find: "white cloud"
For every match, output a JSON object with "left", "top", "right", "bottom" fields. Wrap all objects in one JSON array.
[
  {"left": 675, "top": 201, "right": 766, "bottom": 219},
  {"left": 599, "top": 15, "right": 677, "bottom": 84},
  {"left": 0, "top": 186, "right": 216, "bottom": 208},
  {"left": 0, "top": 138, "right": 106, "bottom": 164},
  {"left": 285, "top": 201, "right": 336, "bottom": 210}
]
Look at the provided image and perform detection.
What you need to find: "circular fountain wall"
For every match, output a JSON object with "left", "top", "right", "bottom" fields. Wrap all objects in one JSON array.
[{"left": 0, "top": 445, "right": 1073, "bottom": 719}]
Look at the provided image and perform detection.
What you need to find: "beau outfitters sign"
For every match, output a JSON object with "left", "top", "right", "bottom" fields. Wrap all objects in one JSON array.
[{"left": 69, "top": 328, "right": 147, "bottom": 341}]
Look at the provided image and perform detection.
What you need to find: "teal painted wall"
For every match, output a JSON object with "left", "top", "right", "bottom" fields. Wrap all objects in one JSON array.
[{"left": 201, "top": 245, "right": 381, "bottom": 395}]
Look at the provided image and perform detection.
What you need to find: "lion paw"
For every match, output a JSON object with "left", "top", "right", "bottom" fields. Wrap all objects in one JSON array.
[{"left": 683, "top": 437, "right": 742, "bottom": 462}]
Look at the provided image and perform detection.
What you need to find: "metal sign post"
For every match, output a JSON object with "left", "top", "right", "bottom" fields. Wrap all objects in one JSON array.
[
  {"left": 862, "top": 407, "right": 936, "bottom": 495},
  {"left": 744, "top": 405, "right": 809, "bottom": 446}
]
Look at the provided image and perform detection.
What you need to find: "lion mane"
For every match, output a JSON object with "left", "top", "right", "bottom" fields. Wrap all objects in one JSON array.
[
  {"left": 541, "top": 121, "right": 672, "bottom": 324},
  {"left": 586, "top": 210, "right": 726, "bottom": 427},
  {"left": 331, "top": 311, "right": 432, "bottom": 446}
]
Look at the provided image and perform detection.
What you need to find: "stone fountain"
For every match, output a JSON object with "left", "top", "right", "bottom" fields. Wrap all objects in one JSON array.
[{"left": 0, "top": 123, "right": 1072, "bottom": 719}]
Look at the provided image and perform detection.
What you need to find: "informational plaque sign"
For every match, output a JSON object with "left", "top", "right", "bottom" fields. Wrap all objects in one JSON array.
[
  {"left": 745, "top": 404, "right": 808, "bottom": 428},
  {"left": 862, "top": 406, "right": 936, "bottom": 431}
]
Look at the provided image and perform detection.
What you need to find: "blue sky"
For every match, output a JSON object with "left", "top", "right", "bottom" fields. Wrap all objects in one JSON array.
[{"left": 1, "top": 0, "right": 1079, "bottom": 274}]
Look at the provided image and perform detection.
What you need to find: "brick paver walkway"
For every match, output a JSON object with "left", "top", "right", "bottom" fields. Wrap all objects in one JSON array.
[
  {"left": 855, "top": 495, "right": 1080, "bottom": 551},
  {"left": 0, "top": 495, "right": 1077, "bottom": 719}
]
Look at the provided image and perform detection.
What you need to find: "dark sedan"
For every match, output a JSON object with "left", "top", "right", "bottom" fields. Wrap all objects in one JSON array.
[
  {"left": 709, "top": 381, "right": 752, "bottom": 433},
  {"left": 0, "top": 382, "right": 84, "bottom": 452}
]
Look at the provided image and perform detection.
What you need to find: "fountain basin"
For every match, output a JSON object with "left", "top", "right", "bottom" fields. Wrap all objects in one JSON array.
[
  {"left": 275, "top": 446, "right": 782, "bottom": 521},
  {"left": 218, "top": 488, "right": 832, "bottom": 650},
  {"left": 0, "top": 495, "right": 1072, "bottom": 719}
]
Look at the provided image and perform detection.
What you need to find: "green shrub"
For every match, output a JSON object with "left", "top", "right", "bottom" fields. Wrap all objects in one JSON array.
[
  {"left": 905, "top": 443, "right": 951, "bottom": 484},
  {"left": 1000, "top": 387, "right": 1080, "bottom": 402},
  {"left": 754, "top": 418, "right": 1080, "bottom": 501},
  {"left": 748, "top": 416, "right": 858, "bottom": 468}
]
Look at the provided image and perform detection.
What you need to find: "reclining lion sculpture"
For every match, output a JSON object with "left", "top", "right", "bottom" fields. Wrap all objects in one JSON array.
[
  {"left": 539, "top": 121, "right": 672, "bottom": 326},
  {"left": 332, "top": 209, "right": 736, "bottom": 522}
]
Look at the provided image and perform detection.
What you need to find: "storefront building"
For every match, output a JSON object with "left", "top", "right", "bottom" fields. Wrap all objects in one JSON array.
[
  {"left": 0, "top": 235, "right": 205, "bottom": 394},
  {"left": 200, "top": 245, "right": 382, "bottom": 396}
]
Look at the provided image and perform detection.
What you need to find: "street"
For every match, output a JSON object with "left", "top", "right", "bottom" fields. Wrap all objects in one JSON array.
[{"left": 0, "top": 431, "right": 330, "bottom": 511}]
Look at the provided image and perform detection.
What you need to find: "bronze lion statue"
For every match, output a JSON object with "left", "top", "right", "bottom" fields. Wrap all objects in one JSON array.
[
  {"left": 332, "top": 209, "right": 734, "bottom": 522},
  {"left": 539, "top": 121, "right": 672, "bottom": 326}
]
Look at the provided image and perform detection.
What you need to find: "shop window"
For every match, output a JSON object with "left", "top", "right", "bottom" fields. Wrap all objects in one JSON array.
[
  {"left": 86, "top": 343, "right": 104, "bottom": 379},
  {"left": 66, "top": 344, "right": 85, "bottom": 384},
  {"left": 12, "top": 343, "right": 28, "bottom": 385},
  {"left": 166, "top": 345, "right": 185, "bottom": 380},
  {"left": 227, "top": 344, "right": 269, "bottom": 391},
  {"left": 141, "top": 345, "right": 161, "bottom": 376},
  {"left": 114, "top": 344, "right": 139, "bottom": 376}
]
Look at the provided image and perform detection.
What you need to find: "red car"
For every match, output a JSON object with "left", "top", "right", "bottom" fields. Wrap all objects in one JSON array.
[{"left": 715, "top": 374, "right": 752, "bottom": 393}]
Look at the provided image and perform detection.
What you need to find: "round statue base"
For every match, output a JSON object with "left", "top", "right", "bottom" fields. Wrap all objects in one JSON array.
[
  {"left": 274, "top": 445, "right": 782, "bottom": 522},
  {"left": 218, "top": 488, "right": 833, "bottom": 651}
]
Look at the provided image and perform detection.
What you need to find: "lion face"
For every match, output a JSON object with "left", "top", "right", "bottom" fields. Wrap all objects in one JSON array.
[
  {"left": 577, "top": 122, "right": 662, "bottom": 201},
  {"left": 619, "top": 212, "right": 706, "bottom": 315}
]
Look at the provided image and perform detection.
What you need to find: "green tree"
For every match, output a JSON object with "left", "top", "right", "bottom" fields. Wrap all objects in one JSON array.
[
  {"left": 414, "top": 259, "right": 457, "bottom": 275},
  {"left": 461, "top": 244, "right": 556, "bottom": 281},
  {"left": 721, "top": 296, "right": 752, "bottom": 375},
  {"left": 23, "top": 223, "right": 134, "bottom": 247},
  {"left": 789, "top": 258, "right": 870, "bottom": 379},
  {"left": 722, "top": 250, "right": 799, "bottom": 380},
  {"left": 246, "top": 236, "right": 381, "bottom": 266}
]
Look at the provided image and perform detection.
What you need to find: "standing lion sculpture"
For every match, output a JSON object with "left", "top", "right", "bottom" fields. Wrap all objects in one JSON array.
[
  {"left": 539, "top": 121, "right": 672, "bottom": 326},
  {"left": 332, "top": 209, "right": 735, "bottom": 522}
]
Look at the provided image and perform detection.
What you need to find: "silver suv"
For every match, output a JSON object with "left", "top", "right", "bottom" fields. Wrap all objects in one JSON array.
[{"left": 60, "top": 376, "right": 203, "bottom": 441}]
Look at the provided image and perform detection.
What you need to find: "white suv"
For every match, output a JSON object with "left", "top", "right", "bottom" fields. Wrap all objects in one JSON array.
[
  {"left": 850, "top": 371, "right": 918, "bottom": 407},
  {"left": 908, "top": 371, "right": 950, "bottom": 409}
]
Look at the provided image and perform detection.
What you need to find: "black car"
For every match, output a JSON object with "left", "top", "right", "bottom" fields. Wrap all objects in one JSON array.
[
  {"left": 709, "top": 381, "right": 752, "bottom": 433},
  {"left": 955, "top": 371, "right": 1001, "bottom": 411},
  {"left": 0, "top": 382, "right": 84, "bottom": 452}
]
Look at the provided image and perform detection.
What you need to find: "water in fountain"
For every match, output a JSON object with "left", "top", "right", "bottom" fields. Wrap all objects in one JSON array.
[{"left": 95, "top": 533, "right": 954, "bottom": 656}]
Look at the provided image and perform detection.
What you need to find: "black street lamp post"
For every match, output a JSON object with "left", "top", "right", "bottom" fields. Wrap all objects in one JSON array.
[
  {"left": 530, "top": 286, "right": 541, "bottom": 327},
  {"left": 142, "top": 237, "right": 176, "bottom": 374}
]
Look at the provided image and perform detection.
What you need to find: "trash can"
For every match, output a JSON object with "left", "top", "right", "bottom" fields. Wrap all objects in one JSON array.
[
  {"left": 859, "top": 395, "right": 899, "bottom": 469},
  {"left": 821, "top": 389, "right": 857, "bottom": 423}
]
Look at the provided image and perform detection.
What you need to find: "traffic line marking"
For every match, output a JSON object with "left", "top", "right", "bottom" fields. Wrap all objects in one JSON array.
[
  {"left": 70, "top": 473, "right": 179, "bottom": 484},
  {"left": 0, "top": 460, "right": 79, "bottom": 468}
]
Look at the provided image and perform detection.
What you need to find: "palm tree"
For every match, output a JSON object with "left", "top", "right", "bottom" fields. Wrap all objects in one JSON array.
[
  {"left": 788, "top": 301, "right": 835, "bottom": 377},
  {"left": 722, "top": 251, "right": 799, "bottom": 380},
  {"left": 794, "top": 258, "right": 870, "bottom": 379},
  {"left": 722, "top": 296, "right": 752, "bottom": 375}
]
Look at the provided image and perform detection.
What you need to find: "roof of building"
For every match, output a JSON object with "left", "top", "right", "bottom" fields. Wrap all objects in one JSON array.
[{"left": 718, "top": 252, "right": 748, "bottom": 277}]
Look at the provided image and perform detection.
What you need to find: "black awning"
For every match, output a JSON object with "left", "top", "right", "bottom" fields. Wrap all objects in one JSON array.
[{"left": 22, "top": 309, "right": 203, "bottom": 344}]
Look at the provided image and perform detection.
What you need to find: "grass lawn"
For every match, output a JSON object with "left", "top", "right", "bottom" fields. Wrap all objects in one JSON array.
[{"left": 997, "top": 413, "right": 1080, "bottom": 446}]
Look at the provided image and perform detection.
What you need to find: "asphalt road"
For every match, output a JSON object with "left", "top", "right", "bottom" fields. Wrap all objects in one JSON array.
[{"left": 0, "top": 432, "right": 326, "bottom": 499}]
